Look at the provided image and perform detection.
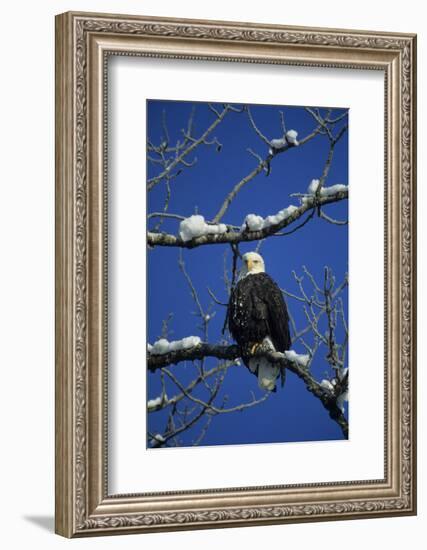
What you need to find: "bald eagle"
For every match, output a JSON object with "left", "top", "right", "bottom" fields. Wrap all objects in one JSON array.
[{"left": 228, "top": 252, "right": 291, "bottom": 391}]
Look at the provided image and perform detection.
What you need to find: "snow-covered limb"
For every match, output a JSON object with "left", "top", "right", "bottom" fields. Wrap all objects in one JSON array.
[
  {"left": 320, "top": 378, "right": 348, "bottom": 413},
  {"left": 148, "top": 344, "right": 314, "bottom": 375},
  {"left": 269, "top": 129, "right": 300, "bottom": 154},
  {"left": 337, "top": 390, "right": 349, "bottom": 414},
  {"left": 337, "top": 367, "right": 348, "bottom": 381},
  {"left": 242, "top": 214, "right": 264, "bottom": 232},
  {"left": 320, "top": 367, "right": 349, "bottom": 413},
  {"left": 241, "top": 205, "right": 298, "bottom": 232},
  {"left": 284, "top": 350, "right": 310, "bottom": 368},
  {"left": 319, "top": 184, "right": 348, "bottom": 197},
  {"left": 320, "top": 379, "right": 335, "bottom": 392},
  {"left": 308, "top": 178, "right": 321, "bottom": 194},
  {"left": 246, "top": 106, "right": 300, "bottom": 151},
  {"left": 147, "top": 188, "right": 348, "bottom": 248},
  {"left": 147, "top": 396, "right": 162, "bottom": 409},
  {"left": 149, "top": 434, "right": 165, "bottom": 447},
  {"left": 285, "top": 129, "right": 299, "bottom": 146},
  {"left": 179, "top": 215, "right": 227, "bottom": 242},
  {"left": 302, "top": 179, "right": 348, "bottom": 204},
  {"left": 148, "top": 343, "right": 240, "bottom": 370},
  {"left": 147, "top": 394, "right": 168, "bottom": 412},
  {"left": 147, "top": 343, "right": 348, "bottom": 437},
  {"left": 149, "top": 336, "right": 202, "bottom": 356}
]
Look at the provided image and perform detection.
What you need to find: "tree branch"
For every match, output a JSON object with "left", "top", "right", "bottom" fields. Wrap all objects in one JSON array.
[
  {"left": 148, "top": 343, "right": 240, "bottom": 371},
  {"left": 147, "top": 344, "right": 348, "bottom": 437},
  {"left": 148, "top": 344, "right": 348, "bottom": 437},
  {"left": 147, "top": 189, "right": 348, "bottom": 248}
]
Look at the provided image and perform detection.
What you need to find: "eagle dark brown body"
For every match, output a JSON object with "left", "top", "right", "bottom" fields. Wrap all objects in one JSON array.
[{"left": 228, "top": 272, "right": 291, "bottom": 369}]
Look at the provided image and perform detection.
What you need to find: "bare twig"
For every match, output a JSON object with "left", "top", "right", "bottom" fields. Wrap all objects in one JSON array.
[
  {"left": 207, "top": 287, "right": 228, "bottom": 307},
  {"left": 319, "top": 209, "right": 348, "bottom": 225},
  {"left": 150, "top": 375, "right": 223, "bottom": 447},
  {"left": 279, "top": 110, "right": 287, "bottom": 134},
  {"left": 163, "top": 367, "right": 270, "bottom": 414},
  {"left": 148, "top": 212, "right": 186, "bottom": 221},
  {"left": 148, "top": 362, "right": 234, "bottom": 413},
  {"left": 148, "top": 105, "right": 230, "bottom": 191},
  {"left": 246, "top": 106, "right": 271, "bottom": 145}
]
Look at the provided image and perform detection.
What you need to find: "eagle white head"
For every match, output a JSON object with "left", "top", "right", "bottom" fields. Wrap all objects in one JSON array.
[{"left": 239, "top": 252, "right": 265, "bottom": 278}]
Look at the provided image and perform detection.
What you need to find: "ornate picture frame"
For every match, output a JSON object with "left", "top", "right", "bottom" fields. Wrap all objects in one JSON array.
[{"left": 55, "top": 11, "right": 417, "bottom": 537}]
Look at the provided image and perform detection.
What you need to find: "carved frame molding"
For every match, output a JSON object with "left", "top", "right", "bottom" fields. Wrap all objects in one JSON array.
[{"left": 55, "top": 12, "right": 416, "bottom": 537}]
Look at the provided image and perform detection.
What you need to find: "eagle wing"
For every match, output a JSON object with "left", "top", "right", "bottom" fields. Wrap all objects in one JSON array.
[
  {"left": 228, "top": 273, "right": 291, "bottom": 353},
  {"left": 250, "top": 273, "right": 291, "bottom": 353}
]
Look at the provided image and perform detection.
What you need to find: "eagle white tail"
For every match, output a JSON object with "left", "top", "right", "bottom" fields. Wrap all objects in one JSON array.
[{"left": 248, "top": 337, "right": 279, "bottom": 391}]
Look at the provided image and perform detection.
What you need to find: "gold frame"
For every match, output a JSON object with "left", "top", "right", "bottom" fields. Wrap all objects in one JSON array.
[{"left": 55, "top": 11, "right": 417, "bottom": 537}]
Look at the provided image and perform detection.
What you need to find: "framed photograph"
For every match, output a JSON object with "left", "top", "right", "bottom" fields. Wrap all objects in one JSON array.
[{"left": 55, "top": 11, "right": 417, "bottom": 537}]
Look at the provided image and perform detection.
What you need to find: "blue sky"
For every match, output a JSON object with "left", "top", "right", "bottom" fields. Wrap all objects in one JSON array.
[{"left": 147, "top": 99, "right": 348, "bottom": 447}]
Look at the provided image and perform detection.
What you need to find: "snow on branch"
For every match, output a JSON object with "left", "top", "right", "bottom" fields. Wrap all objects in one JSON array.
[
  {"left": 147, "top": 188, "right": 348, "bottom": 248},
  {"left": 284, "top": 350, "right": 310, "bottom": 368},
  {"left": 149, "top": 434, "right": 165, "bottom": 446},
  {"left": 269, "top": 129, "right": 300, "bottom": 154},
  {"left": 246, "top": 105, "right": 300, "bottom": 152},
  {"left": 149, "top": 336, "right": 202, "bottom": 355},
  {"left": 148, "top": 343, "right": 240, "bottom": 370},
  {"left": 321, "top": 368, "right": 349, "bottom": 414},
  {"left": 301, "top": 179, "right": 348, "bottom": 203},
  {"left": 179, "top": 215, "right": 227, "bottom": 242},
  {"left": 147, "top": 395, "right": 167, "bottom": 412},
  {"left": 241, "top": 205, "right": 298, "bottom": 231}
]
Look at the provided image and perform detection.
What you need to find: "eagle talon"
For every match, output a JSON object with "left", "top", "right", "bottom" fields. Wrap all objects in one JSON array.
[{"left": 250, "top": 343, "right": 261, "bottom": 355}]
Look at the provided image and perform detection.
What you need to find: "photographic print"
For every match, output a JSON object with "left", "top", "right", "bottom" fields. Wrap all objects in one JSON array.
[{"left": 147, "top": 100, "right": 349, "bottom": 448}]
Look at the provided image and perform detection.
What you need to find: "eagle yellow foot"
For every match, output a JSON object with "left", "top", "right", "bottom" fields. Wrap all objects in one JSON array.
[{"left": 250, "top": 343, "right": 262, "bottom": 355}]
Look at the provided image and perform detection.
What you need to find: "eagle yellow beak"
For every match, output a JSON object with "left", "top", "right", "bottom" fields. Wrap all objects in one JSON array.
[{"left": 246, "top": 258, "right": 253, "bottom": 272}]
